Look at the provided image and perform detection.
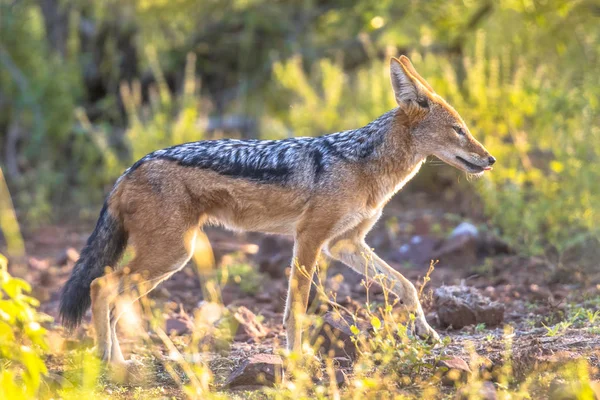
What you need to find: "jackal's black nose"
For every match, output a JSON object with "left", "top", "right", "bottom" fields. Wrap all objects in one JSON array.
[{"left": 488, "top": 156, "right": 496, "bottom": 165}]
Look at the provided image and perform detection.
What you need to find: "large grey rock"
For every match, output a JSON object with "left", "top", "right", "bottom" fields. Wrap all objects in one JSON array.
[
  {"left": 223, "top": 354, "right": 283, "bottom": 388},
  {"left": 434, "top": 285, "right": 505, "bottom": 329},
  {"left": 311, "top": 312, "right": 370, "bottom": 359}
]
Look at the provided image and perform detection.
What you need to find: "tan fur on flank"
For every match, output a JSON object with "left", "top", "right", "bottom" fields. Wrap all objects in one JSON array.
[{"left": 60, "top": 56, "right": 495, "bottom": 370}]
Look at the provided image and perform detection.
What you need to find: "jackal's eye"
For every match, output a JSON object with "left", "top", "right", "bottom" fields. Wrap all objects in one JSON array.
[{"left": 452, "top": 125, "right": 465, "bottom": 136}]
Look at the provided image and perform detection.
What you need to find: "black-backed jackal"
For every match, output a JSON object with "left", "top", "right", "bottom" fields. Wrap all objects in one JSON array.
[{"left": 60, "top": 56, "right": 495, "bottom": 368}]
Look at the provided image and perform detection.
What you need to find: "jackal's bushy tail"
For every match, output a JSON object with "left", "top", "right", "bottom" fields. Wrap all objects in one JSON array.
[{"left": 59, "top": 202, "right": 127, "bottom": 330}]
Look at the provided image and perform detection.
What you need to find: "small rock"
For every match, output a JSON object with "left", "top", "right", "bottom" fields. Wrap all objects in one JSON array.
[
  {"left": 223, "top": 354, "right": 283, "bottom": 388},
  {"left": 56, "top": 247, "right": 80, "bottom": 266},
  {"left": 478, "top": 233, "right": 512, "bottom": 256},
  {"left": 439, "top": 356, "right": 472, "bottom": 386},
  {"left": 255, "top": 292, "right": 272, "bottom": 303},
  {"left": 455, "top": 381, "right": 497, "bottom": 400},
  {"left": 314, "top": 369, "right": 347, "bottom": 388},
  {"left": 392, "top": 235, "right": 439, "bottom": 266},
  {"left": 451, "top": 222, "right": 479, "bottom": 238},
  {"left": 28, "top": 257, "right": 49, "bottom": 271},
  {"left": 165, "top": 317, "right": 192, "bottom": 336},
  {"left": 232, "top": 306, "right": 268, "bottom": 342},
  {"left": 311, "top": 312, "right": 370, "bottom": 359},
  {"left": 435, "top": 285, "right": 505, "bottom": 329},
  {"left": 528, "top": 283, "right": 553, "bottom": 301},
  {"left": 432, "top": 233, "right": 478, "bottom": 266}
]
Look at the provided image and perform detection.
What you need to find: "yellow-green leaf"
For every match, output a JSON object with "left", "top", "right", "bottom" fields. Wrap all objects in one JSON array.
[{"left": 371, "top": 316, "right": 382, "bottom": 331}]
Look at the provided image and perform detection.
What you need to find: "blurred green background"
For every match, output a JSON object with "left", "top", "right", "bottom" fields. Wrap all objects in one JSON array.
[{"left": 1, "top": 0, "right": 598, "bottom": 258}]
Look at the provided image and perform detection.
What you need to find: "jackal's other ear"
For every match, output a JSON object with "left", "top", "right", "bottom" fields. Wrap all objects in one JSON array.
[
  {"left": 398, "top": 55, "right": 435, "bottom": 94},
  {"left": 390, "top": 57, "right": 427, "bottom": 109}
]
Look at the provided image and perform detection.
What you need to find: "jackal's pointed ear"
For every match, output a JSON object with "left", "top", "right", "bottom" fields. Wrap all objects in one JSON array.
[
  {"left": 390, "top": 57, "right": 426, "bottom": 109},
  {"left": 398, "top": 55, "right": 435, "bottom": 94}
]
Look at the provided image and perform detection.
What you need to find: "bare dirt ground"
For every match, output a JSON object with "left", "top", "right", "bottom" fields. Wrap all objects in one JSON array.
[{"left": 9, "top": 181, "right": 600, "bottom": 398}]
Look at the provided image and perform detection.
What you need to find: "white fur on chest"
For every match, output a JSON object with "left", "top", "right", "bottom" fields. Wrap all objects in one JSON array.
[
  {"left": 376, "top": 159, "right": 424, "bottom": 208},
  {"left": 393, "top": 160, "right": 424, "bottom": 194}
]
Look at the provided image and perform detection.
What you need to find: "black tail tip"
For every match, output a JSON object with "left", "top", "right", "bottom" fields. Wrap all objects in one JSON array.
[
  {"left": 59, "top": 289, "right": 91, "bottom": 332},
  {"left": 59, "top": 316, "right": 78, "bottom": 332},
  {"left": 59, "top": 311, "right": 81, "bottom": 332}
]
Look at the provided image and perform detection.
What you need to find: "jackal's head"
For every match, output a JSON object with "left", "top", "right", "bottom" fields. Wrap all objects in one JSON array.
[{"left": 390, "top": 56, "right": 495, "bottom": 176}]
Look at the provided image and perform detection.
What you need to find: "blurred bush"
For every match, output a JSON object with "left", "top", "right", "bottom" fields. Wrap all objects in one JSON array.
[
  {"left": 0, "top": 1, "right": 80, "bottom": 221},
  {"left": 272, "top": 46, "right": 599, "bottom": 256},
  {"left": 268, "top": 3, "right": 600, "bottom": 258},
  {"left": 75, "top": 51, "right": 208, "bottom": 206},
  {"left": 0, "top": 0, "right": 598, "bottom": 258},
  {"left": 448, "top": 36, "right": 600, "bottom": 257}
]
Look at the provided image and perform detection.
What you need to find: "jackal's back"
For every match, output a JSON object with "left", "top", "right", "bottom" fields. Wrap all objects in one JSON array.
[{"left": 125, "top": 110, "right": 396, "bottom": 187}]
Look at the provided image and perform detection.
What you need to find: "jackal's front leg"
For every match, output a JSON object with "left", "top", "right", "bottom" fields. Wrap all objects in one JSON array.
[{"left": 327, "top": 239, "right": 440, "bottom": 342}]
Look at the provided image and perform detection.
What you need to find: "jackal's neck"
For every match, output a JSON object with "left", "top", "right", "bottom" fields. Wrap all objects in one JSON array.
[{"left": 359, "top": 108, "right": 426, "bottom": 205}]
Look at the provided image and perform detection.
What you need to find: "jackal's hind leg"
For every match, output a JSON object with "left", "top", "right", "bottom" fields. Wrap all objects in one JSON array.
[
  {"left": 108, "top": 268, "right": 179, "bottom": 365},
  {"left": 98, "top": 225, "right": 197, "bottom": 366},
  {"left": 283, "top": 233, "right": 325, "bottom": 352},
  {"left": 90, "top": 270, "right": 123, "bottom": 362}
]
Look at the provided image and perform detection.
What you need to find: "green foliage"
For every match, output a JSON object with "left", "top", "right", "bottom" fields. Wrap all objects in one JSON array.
[
  {"left": 268, "top": 56, "right": 397, "bottom": 138},
  {"left": 1, "top": 3, "right": 599, "bottom": 398},
  {"left": 2, "top": 0, "right": 598, "bottom": 260},
  {"left": 271, "top": 20, "right": 600, "bottom": 257},
  {"left": 218, "top": 262, "right": 265, "bottom": 295},
  {"left": 438, "top": 33, "right": 600, "bottom": 256},
  {"left": 0, "top": 1, "right": 81, "bottom": 221},
  {"left": 0, "top": 169, "right": 25, "bottom": 256},
  {"left": 0, "top": 254, "right": 51, "bottom": 399},
  {"left": 76, "top": 50, "right": 208, "bottom": 204},
  {"left": 123, "top": 50, "right": 206, "bottom": 162},
  {"left": 215, "top": 253, "right": 266, "bottom": 295}
]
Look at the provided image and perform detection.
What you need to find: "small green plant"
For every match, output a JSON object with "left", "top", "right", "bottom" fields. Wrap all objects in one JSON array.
[
  {"left": 542, "top": 320, "right": 572, "bottom": 337},
  {"left": 585, "top": 310, "right": 600, "bottom": 325},
  {"left": 474, "top": 259, "right": 495, "bottom": 276},
  {"left": 0, "top": 254, "right": 51, "bottom": 399},
  {"left": 217, "top": 258, "right": 265, "bottom": 295},
  {"left": 588, "top": 326, "right": 600, "bottom": 335}
]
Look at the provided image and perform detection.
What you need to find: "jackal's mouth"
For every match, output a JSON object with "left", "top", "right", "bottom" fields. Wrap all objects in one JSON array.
[{"left": 455, "top": 156, "right": 485, "bottom": 173}]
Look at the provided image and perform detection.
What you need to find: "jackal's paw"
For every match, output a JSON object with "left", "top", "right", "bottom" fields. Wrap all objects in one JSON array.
[
  {"left": 414, "top": 320, "right": 441, "bottom": 344},
  {"left": 109, "top": 358, "right": 148, "bottom": 384}
]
